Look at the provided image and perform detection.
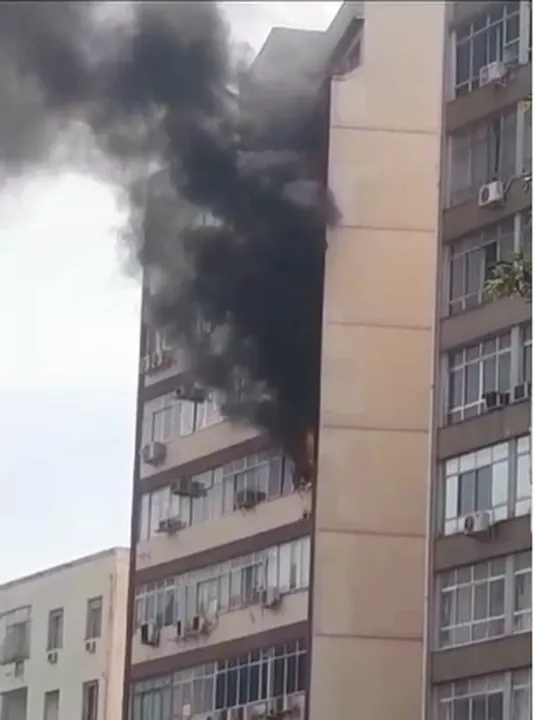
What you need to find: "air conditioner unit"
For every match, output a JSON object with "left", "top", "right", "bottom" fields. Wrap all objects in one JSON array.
[
  {"left": 513, "top": 382, "right": 532, "bottom": 402},
  {"left": 235, "top": 489, "right": 266, "bottom": 510},
  {"left": 157, "top": 516, "right": 185, "bottom": 534},
  {"left": 463, "top": 510, "right": 494, "bottom": 535},
  {"left": 171, "top": 477, "right": 207, "bottom": 498},
  {"left": 257, "top": 588, "right": 282, "bottom": 610},
  {"left": 84, "top": 640, "right": 97, "bottom": 654},
  {"left": 483, "top": 390, "right": 509, "bottom": 411},
  {"left": 47, "top": 651, "right": 58, "bottom": 664},
  {"left": 175, "top": 383, "right": 206, "bottom": 403},
  {"left": 186, "top": 615, "right": 211, "bottom": 637},
  {"left": 140, "top": 622, "right": 160, "bottom": 647},
  {"left": 479, "top": 60, "right": 507, "bottom": 86},
  {"left": 478, "top": 180, "right": 505, "bottom": 208},
  {"left": 141, "top": 441, "right": 167, "bottom": 466}
]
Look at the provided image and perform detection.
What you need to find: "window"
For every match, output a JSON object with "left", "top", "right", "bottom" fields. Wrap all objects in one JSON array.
[
  {"left": 44, "top": 690, "right": 60, "bottom": 720},
  {"left": 522, "top": 101, "right": 532, "bottom": 174},
  {"left": 145, "top": 327, "right": 172, "bottom": 357},
  {"left": 512, "top": 668, "right": 532, "bottom": 720},
  {"left": 519, "top": 210, "right": 531, "bottom": 261},
  {"left": 515, "top": 435, "right": 531, "bottom": 516},
  {"left": 442, "top": 436, "right": 530, "bottom": 535},
  {"left": 82, "top": 681, "right": 99, "bottom": 720},
  {"left": 138, "top": 452, "right": 294, "bottom": 540},
  {"left": 438, "top": 558, "right": 506, "bottom": 648},
  {"left": 85, "top": 597, "right": 102, "bottom": 640},
  {"left": 437, "top": 669, "right": 531, "bottom": 720},
  {"left": 513, "top": 552, "right": 532, "bottom": 633},
  {"left": 134, "top": 537, "right": 310, "bottom": 630},
  {"left": 448, "top": 217, "right": 515, "bottom": 314},
  {"left": 437, "top": 553, "right": 531, "bottom": 649},
  {"left": 130, "top": 641, "right": 307, "bottom": 720},
  {"left": 437, "top": 673, "right": 506, "bottom": 720},
  {"left": 443, "top": 442, "right": 509, "bottom": 533},
  {"left": 447, "top": 332, "right": 512, "bottom": 423},
  {"left": 449, "top": 108, "right": 518, "bottom": 206},
  {"left": 520, "top": 323, "right": 531, "bottom": 383},
  {"left": 142, "top": 392, "right": 223, "bottom": 446},
  {"left": 453, "top": 2, "right": 521, "bottom": 98},
  {"left": 47, "top": 609, "right": 63, "bottom": 651},
  {"left": 336, "top": 27, "right": 363, "bottom": 75},
  {"left": 0, "top": 606, "right": 31, "bottom": 664}
]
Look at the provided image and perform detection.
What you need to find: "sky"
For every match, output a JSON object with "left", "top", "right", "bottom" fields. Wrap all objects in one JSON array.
[{"left": 0, "top": 2, "right": 341, "bottom": 584}]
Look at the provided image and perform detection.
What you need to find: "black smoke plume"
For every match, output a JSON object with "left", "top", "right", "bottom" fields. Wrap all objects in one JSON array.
[{"left": 0, "top": 2, "right": 337, "bottom": 475}]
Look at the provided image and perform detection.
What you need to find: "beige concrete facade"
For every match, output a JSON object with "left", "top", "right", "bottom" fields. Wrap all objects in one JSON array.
[{"left": 309, "top": 3, "right": 447, "bottom": 719}]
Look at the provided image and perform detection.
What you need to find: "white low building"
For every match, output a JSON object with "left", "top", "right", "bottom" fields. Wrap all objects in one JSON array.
[{"left": 0, "top": 548, "right": 129, "bottom": 720}]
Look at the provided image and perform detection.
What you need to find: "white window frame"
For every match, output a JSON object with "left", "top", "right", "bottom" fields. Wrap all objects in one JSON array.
[
  {"left": 134, "top": 537, "right": 311, "bottom": 629},
  {"left": 446, "top": 330, "right": 514, "bottom": 423},
  {"left": 131, "top": 641, "right": 307, "bottom": 719},
  {"left": 442, "top": 324, "right": 530, "bottom": 425},
  {"left": 447, "top": 106, "right": 520, "bottom": 207},
  {"left": 439, "top": 435, "right": 531, "bottom": 535},
  {"left": 450, "top": 2, "right": 524, "bottom": 99},
  {"left": 47, "top": 608, "right": 64, "bottom": 651},
  {"left": 435, "top": 553, "right": 531, "bottom": 650},
  {"left": 446, "top": 215, "right": 516, "bottom": 316},
  {"left": 436, "top": 668, "right": 531, "bottom": 720},
  {"left": 0, "top": 606, "right": 31, "bottom": 665},
  {"left": 138, "top": 453, "right": 294, "bottom": 541}
]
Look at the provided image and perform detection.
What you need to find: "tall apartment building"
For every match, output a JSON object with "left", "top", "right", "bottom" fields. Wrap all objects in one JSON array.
[
  {"left": 125, "top": 2, "right": 532, "bottom": 720},
  {"left": 0, "top": 548, "right": 129, "bottom": 720},
  {"left": 424, "top": 3, "right": 532, "bottom": 720}
]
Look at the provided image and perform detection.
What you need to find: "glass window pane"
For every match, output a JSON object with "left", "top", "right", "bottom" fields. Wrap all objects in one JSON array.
[
  {"left": 488, "top": 693, "right": 504, "bottom": 720},
  {"left": 459, "top": 471, "right": 476, "bottom": 514},
  {"left": 498, "top": 351, "right": 511, "bottom": 390},
  {"left": 491, "top": 460, "right": 509, "bottom": 508},
  {"left": 445, "top": 475, "right": 459, "bottom": 520},
  {"left": 516, "top": 455, "right": 531, "bottom": 501},
  {"left": 474, "top": 582, "right": 488, "bottom": 620},
  {"left": 456, "top": 41, "right": 470, "bottom": 85},
  {"left": 457, "top": 586, "right": 472, "bottom": 623},
  {"left": 475, "top": 465, "right": 493, "bottom": 510},
  {"left": 450, "top": 368, "right": 464, "bottom": 409},
  {"left": 489, "top": 578, "right": 505, "bottom": 616},
  {"left": 466, "top": 363, "right": 481, "bottom": 402},
  {"left": 482, "top": 357, "right": 496, "bottom": 393},
  {"left": 515, "top": 573, "right": 531, "bottom": 612}
]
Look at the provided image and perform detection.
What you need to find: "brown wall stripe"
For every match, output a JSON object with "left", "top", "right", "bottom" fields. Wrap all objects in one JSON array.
[{"left": 135, "top": 517, "right": 313, "bottom": 585}]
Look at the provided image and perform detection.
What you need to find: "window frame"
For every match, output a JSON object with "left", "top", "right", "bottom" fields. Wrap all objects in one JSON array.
[
  {"left": 451, "top": 2, "right": 525, "bottom": 99},
  {"left": 436, "top": 552, "right": 531, "bottom": 650},
  {"left": 440, "top": 435, "right": 531, "bottom": 536},
  {"left": 81, "top": 681, "right": 99, "bottom": 720},
  {"left": 138, "top": 452, "right": 294, "bottom": 541},
  {"left": 43, "top": 690, "right": 60, "bottom": 720},
  {"left": 130, "top": 641, "right": 307, "bottom": 719},
  {"left": 134, "top": 537, "right": 311, "bottom": 630},
  {"left": 85, "top": 597, "right": 103, "bottom": 641},
  {"left": 436, "top": 668, "right": 532, "bottom": 720},
  {"left": 47, "top": 608, "right": 64, "bottom": 651},
  {"left": 443, "top": 324, "right": 528, "bottom": 425},
  {"left": 0, "top": 606, "right": 31, "bottom": 665},
  {"left": 446, "top": 216, "right": 516, "bottom": 315}
]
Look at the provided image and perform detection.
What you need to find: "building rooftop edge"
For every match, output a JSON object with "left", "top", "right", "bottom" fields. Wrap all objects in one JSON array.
[{"left": 0, "top": 546, "right": 130, "bottom": 592}]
